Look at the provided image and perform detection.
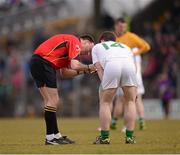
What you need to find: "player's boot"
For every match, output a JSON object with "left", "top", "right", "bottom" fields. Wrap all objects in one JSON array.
[
  {"left": 110, "top": 118, "right": 117, "bottom": 130},
  {"left": 45, "top": 138, "right": 69, "bottom": 145},
  {"left": 139, "top": 122, "right": 145, "bottom": 130},
  {"left": 139, "top": 119, "right": 146, "bottom": 130},
  {"left": 125, "top": 137, "right": 136, "bottom": 144},
  {"left": 93, "top": 136, "right": 110, "bottom": 144},
  {"left": 110, "top": 122, "right": 117, "bottom": 130}
]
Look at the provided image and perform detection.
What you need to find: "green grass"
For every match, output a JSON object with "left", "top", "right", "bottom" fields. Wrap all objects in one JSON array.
[{"left": 0, "top": 118, "right": 180, "bottom": 154}]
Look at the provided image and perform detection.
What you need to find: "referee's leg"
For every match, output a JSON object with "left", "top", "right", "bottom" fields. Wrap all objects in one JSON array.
[
  {"left": 39, "top": 86, "right": 63, "bottom": 143},
  {"left": 29, "top": 57, "right": 74, "bottom": 145},
  {"left": 39, "top": 86, "right": 75, "bottom": 144}
]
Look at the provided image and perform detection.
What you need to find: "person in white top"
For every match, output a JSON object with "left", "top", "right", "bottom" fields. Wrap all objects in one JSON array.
[{"left": 92, "top": 31, "right": 137, "bottom": 144}]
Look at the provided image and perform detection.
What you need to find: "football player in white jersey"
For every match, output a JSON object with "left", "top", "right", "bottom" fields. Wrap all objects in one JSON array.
[{"left": 92, "top": 31, "right": 137, "bottom": 144}]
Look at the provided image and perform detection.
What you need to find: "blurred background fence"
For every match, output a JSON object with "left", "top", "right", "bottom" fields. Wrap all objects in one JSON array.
[{"left": 0, "top": 0, "right": 179, "bottom": 118}]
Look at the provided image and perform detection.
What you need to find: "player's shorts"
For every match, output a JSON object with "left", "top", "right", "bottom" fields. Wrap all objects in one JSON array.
[
  {"left": 101, "top": 57, "right": 137, "bottom": 90},
  {"left": 116, "top": 55, "right": 145, "bottom": 96},
  {"left": 116, "top": 72, "right": 145, "bottom": 96},
  {"left": 29, "top": 54, "right": 57, "bottom": 88}
]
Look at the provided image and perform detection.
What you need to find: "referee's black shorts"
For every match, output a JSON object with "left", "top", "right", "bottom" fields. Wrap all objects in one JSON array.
[{"left": 29, "top": 54, "right": 57, "bottom": 88}]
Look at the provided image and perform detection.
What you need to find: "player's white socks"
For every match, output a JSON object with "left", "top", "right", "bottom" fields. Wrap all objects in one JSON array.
[
  {"left": 54, "top": 132, "right": 62, "bottom": 139},
  {"left": 46, "top": 134, "right": 54, "bottom": 141}
]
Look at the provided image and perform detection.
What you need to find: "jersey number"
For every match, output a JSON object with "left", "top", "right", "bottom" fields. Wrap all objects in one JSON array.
[{"left": 102, "top": 42, "right": 124, "bottom": 50}]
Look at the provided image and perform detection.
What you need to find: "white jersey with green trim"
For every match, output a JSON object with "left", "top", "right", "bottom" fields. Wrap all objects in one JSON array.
[{"left": 92, "top": 41, "right": 133, "bottom": 69}]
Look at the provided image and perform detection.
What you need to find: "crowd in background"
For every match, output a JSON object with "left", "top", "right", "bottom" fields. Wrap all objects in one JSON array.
[
  {"left": 0, "top": 0, "right": 47, "bottom": 17},
  {"left": 142, "top": 1, "right": 180, "bottom": 100},
  {"left": 0, "top": 1, "right": 179, "bottom": 117}
]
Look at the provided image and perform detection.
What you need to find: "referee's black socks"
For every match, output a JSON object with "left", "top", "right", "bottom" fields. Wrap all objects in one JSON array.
[{"left": 44, "top": 106, "right": 59, "bottom": 136}]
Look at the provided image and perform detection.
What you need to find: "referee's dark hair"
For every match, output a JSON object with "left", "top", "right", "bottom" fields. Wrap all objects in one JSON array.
[
  {"left": 79, "top": 34, "right": 95, "bottom": 43},
  {"left": 99, "top": 31, "right": 116, "bottom": 42}
]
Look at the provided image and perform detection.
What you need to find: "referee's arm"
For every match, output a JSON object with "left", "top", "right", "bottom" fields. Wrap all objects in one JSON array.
[
  {"left": 71, "top": 59, "right": 96, "bottom": 72},
  {"left": 60, "top": 68, "right": 83, "bottom": 78}
]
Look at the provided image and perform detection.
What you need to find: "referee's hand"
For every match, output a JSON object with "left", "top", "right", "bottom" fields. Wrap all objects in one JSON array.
[{"left": 88, "top": 64, "right": 97, "bottom": 73}]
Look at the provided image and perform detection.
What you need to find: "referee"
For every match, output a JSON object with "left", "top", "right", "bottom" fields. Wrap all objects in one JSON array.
[{"left": 29, "top": 34, "right": 96, "bottom": 145}]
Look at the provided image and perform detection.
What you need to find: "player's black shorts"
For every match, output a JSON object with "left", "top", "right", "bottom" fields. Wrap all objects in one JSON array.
[{"left": 29, "top": 54, "right": 57, "bottom": 88}]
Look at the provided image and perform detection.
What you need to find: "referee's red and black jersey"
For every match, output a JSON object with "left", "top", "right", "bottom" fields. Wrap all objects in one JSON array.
[{"left": 34, "top": 34, "right": 81, "bottom": 70}]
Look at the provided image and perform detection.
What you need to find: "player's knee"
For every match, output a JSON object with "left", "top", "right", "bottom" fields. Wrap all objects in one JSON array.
[
  {"left": 101, "top": 93, "right": 112, "bottom": 104},
  {"left": 101, "top": 89, "right": 116, "bottom": 103},
  {"left": 124, "top": 95, "right": 136, "bottom": 103},
  {"left": 100, "top": 101, "right": 111, "bottom": 108},
  {"left": 101, "top": 95, "right": 113, "bottom": 103}
]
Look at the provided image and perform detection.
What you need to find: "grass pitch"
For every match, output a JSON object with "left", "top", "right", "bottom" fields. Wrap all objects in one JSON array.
[{"left": 0, "top": 118, "right": 180, "bottom": 154}]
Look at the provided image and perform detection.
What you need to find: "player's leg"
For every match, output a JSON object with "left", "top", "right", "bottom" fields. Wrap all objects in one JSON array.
[
  {"left": 94, "top": 88, "right": 117, "bottom": 144},
  {"left": 97, "top": 84, "right": 115, "bottom": 131},
  {"left": 135, "top": 55, "right": 146, "bottom": 130},
  {"left": 120, "top": 56, "right": 137, "bottom": 144},
  {"left": 97, "top": 84, "right": 103, "bottom": 131},
  {"left": 94, "top": 61, "right": 119, "bottom": 144},
  {"left": 136, "top": 94, "right": 146, "bottom": 130},
  {"left": 110, "top": 93, "right": 124, "bottom": 130},
  {"left": 122, "top": 86, "right": 137, "bottom": 144},
  {"left": 100, "top": 88, "right": 117, "bottom": 129}
]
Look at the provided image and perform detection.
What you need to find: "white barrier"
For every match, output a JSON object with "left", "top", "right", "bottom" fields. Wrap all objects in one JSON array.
[{"left": 144, "top": 99, "right": 180, "bottom": 119}]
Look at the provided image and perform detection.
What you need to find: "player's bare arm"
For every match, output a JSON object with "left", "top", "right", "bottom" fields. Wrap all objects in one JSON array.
[{"left": 94, "top": 62, "right": 104, "bottom": 81}]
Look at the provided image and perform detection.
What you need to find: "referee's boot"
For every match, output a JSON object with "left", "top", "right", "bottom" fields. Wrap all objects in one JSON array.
[{"left": 45, "top": 136, "right": 75, "bottom": 145}]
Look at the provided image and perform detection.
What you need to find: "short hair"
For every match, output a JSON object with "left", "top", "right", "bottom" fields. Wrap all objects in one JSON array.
[
  {"left": 115, "top": 17, "right": 126, "bottom": 25},
  {"left": 99, "top": 31, "right": 116, "bottom": 42},
  {"left": 79, "top": 34, "right": 95, "bottom": 43}
]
